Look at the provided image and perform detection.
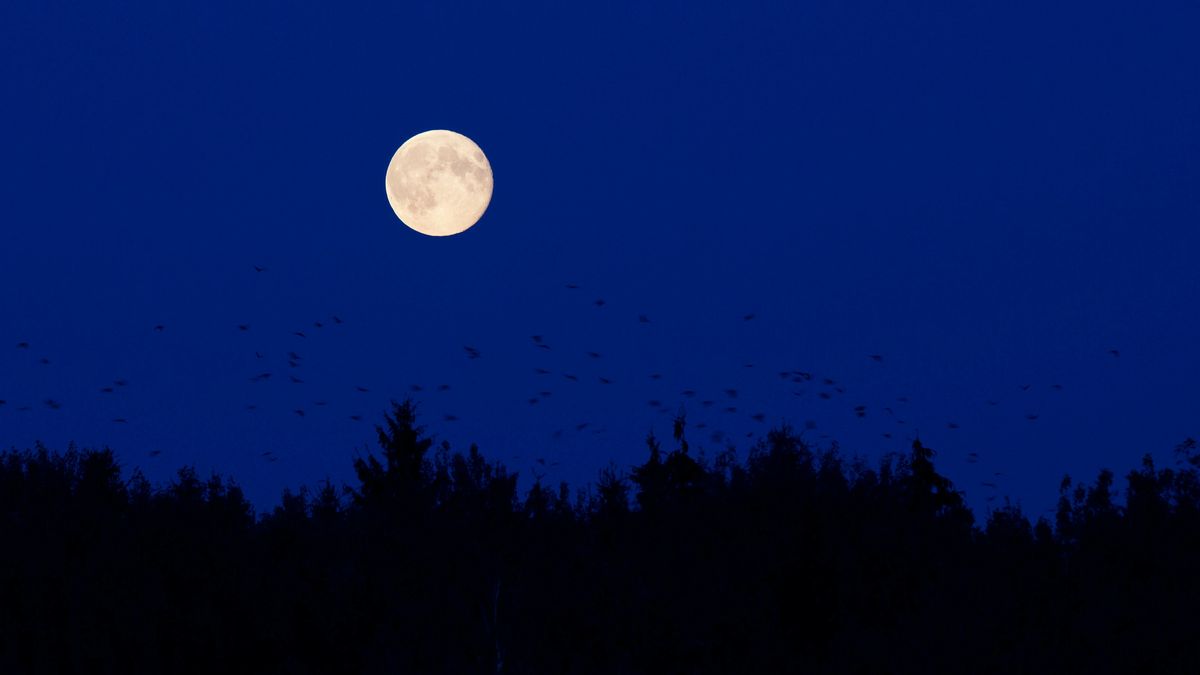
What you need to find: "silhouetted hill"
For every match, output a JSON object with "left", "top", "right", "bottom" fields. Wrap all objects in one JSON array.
[{"left": 1, "top": 400, "right": 1198, "bottom": 674}]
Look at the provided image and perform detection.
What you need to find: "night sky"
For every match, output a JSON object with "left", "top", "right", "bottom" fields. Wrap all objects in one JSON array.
[{"left": 2, "top": 0, "right": 1198, "bottom": 518}]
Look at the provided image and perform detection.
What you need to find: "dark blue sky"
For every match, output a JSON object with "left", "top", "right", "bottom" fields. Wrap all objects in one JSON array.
[{"left": 2, "top": 0, "right": 1198, "bottom": 517}]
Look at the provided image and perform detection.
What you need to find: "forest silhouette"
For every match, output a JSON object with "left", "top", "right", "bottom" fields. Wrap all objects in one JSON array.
[{"left": 2, "top": 400, "right": 1199, "bottom": 674}]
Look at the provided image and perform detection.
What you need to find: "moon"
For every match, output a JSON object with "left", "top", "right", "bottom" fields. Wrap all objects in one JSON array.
[{"left": 385, "top": 130, "right": 493, "bottom": 237}]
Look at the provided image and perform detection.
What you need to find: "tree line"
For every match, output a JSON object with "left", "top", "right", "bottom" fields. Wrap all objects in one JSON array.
[{"left": 1, "top": 400, "right": 1198, "bottom": 674}]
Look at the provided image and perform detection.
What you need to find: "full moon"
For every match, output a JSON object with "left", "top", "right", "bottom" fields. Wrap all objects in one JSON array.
[{"left": 385, "top": 130, "right": 493, "bottom": 237}]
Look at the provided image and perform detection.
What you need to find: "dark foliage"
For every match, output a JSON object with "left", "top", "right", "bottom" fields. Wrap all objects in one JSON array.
[{"left": 1, "top": 401, "right": 1198, "bottom": 673}]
